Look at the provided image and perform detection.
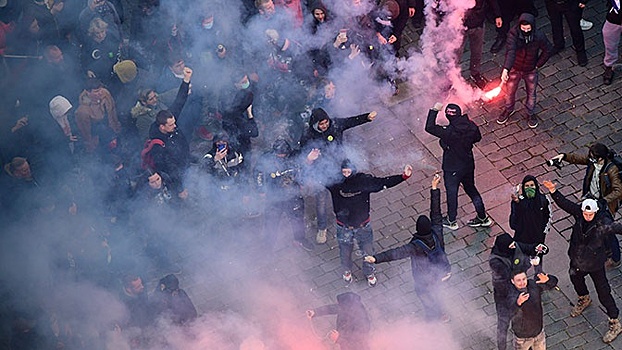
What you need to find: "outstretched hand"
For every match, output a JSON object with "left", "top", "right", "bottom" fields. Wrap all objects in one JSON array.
[
  {"left": 541, "top": 180, "right": 556, "bottom": 193},
  {"left": 536, "top": 273, "right": 549, "bottom": 284},
  {"left": 364, "top": 255, "right": 376, "bottom": 263},
  {"left": 432, "top": 172, "right": 441, "bottom": 189},
  {"left": 403, "top": 164, "right": 413, "bottom": 178}
]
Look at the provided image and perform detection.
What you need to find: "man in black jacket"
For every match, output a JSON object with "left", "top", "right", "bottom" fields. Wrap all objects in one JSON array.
[
  {"left": 507, "top": 270, "right": 558, "bottom": 350},
  {"left": 365, "top": 174, "right": 451, "bottom": 322},
  {"left": 463, "top": 0, "right": 502, "bottom": 88},
  {"left": 425, "top": 102, "right": 492, "bottom": 230},
  {"left": 542, "top": 180, "right": 622, "bottom": 343},
  {"left": 497, "top": 13, "right": 552, "bottom": 128},
  {"left": 327, "top": 159, "right": 412, "bottom": 286}
]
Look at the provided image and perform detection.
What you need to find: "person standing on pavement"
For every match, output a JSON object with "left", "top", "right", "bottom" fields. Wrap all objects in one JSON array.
[
  {"left": 365, "top": 174, "right": 451, "bottom": 322},
  {"left": 601, "top": 0, "right": 622, "bottom": 85},
  {"left": 463, "top": 0, "right": 502, "bottom": 89},
  {"left": 549, "top": 143, "right": 622, "bottom": 268},
  {"left": 543, "top": 0, "right": 588, "bottom": 66},
  {"left": 496, "top": 13, "right": 553, "bottom": 129},
  {"left": 507, "top": 270, "right": 558, "bottom": 350},
  {"left": 490, "top": 0, "right": 537, "bottom": 54},
  {"left": 490, "top": 233, "right": 549, "bottom": 350},
  {"left": 510, "top": 175, "right": 552, "bottom": 274},
  {"left": 425, "top": 102, "right": 492, "bottom": 231},
  {"left": 324, "top": 159, "right": 412, "bottom": 287},
  {"left": 542, "top": 180, "right": 622, "bottom": 344}
]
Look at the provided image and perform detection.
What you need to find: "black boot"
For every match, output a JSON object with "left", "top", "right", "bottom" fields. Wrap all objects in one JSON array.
[
  {"left": 577, "top": 51, "right": 588, "bottom": 67},
  {"left": 490, "top": 35, "right": 506, "bottom": 54},
  {"left": 604, "top": 66, "right": 614, "bottom": 85}
]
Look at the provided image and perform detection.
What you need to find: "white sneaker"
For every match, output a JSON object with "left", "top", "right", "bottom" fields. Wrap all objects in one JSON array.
[
  {"left": 367, "top": 274, "right": 377, "bottom": 287},
  {"left": 343, "top": 270, "right": 352, "bottom": 284},
  {"left": 580, "top": 19, "right": 593, "bottom": 31},
  {"left": 316, "top": 229, "right": 327, "bottom": 244}
]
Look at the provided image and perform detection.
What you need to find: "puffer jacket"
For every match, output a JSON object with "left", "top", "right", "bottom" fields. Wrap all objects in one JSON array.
[{"left": 503, "top": 13, "right": 552, "bottom": 72}]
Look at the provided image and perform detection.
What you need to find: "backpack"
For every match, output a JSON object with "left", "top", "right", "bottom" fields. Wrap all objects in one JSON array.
[
  {"left": 413, "top": 234, "right": 451, "bottom": 275},
  {"left": 141, "top": 139, "right": 165, "bottom": 170}
]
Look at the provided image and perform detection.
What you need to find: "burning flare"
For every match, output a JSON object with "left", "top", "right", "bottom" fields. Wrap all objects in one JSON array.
[{"left": 483, "top": 83, "right": 504, "bottom": 101}]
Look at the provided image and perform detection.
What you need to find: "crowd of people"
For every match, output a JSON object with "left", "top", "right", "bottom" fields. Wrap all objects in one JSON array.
[{"left": 1, "top": 0, "right": 622, "bottom": 349}]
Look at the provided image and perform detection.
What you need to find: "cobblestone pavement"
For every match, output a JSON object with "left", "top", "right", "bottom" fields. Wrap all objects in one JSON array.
[{"left": 176, "top": 2, "right": 622, "bottom": 350}]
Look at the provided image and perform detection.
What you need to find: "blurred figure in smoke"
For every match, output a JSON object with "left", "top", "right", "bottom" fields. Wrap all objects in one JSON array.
[
  {"left": 147, "top": 67, "right": 192, "bottom": 189},
  {"left": 489, "top": 0, "right": 537, "bottom": 54},
  {"left": 366, "top": 174, "right": 451, "bottom": 322},
  {"left": 462, "top": 0, "right": 502, "bottom": 89},
  {"left": 255, "top": 138, "right": 316, "bottom": 251},
  {"left": 75, "top": 78, "right": 121, "bottom": 154},
  {"left": 489, "top": 233, "right": 548, "bottom": 350},
  {"left": 22, "top": 0, "right": 62, "bottom": 43},
  {"left": 78, "top": 0, "right": 122, "bottom": 44},
  {"left": 306, "top": 292, "right": 371, "bottom": 350},
  {"left": 119, "top": 274, "right": 154, "bottom": 336},
  {"left": 510, "top": 175, "right": 551, "bottom": 274},
  {"left": 151, "top": 274, "right": 197, "bottom": 326},
  {"left": 496, "top": 13, "right": 552, "bottom": 129},
  {"left": 425, "top": 102, "right": 492, "bottom": 230},
  {"left": 81, "top": 18, "right": 121, "bottom": 85},
  {"left": 300, "top": 108, "right": 376, "bottom": 244},
  {"left": 373, "top": 0, "right": 415, "bottom": 56},
  {"left": 323, "top": 158, "right": 412, "bottom": 286},
  {"left": 202, "top": 132, "right": 247, "bottom": 188}
]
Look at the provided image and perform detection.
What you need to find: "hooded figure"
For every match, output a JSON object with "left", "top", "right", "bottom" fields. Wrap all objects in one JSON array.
[
  {"left": 309, "top": 292, "right": 371, "bottom": 350},
  {"left": 510, "top": 175, "right": 551, "bottom": 246},
  {"left": 151, "top": 274, "right": 197, "bottom": 326}
]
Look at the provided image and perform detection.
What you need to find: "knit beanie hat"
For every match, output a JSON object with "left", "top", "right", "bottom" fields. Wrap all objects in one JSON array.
[
  {"left": 49, "top": 96, "right": 73, "bottom": 118},
  {"left": 113, "top": 60, "right": 138, "bottom": 83},
  {"left": 493, "top": 233, "right": 514, "bottom": 258},
  {"left": 415, "top": 215, "right": 432, "bottom": 235}
]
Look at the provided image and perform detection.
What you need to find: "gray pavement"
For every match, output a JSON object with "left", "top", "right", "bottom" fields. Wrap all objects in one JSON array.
[{"left": 179, "top": 2, "right": 622, "bottom": 349}]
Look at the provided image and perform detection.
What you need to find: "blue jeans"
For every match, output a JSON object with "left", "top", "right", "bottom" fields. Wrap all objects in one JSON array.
[
  {"left": 504, "top": 69, "right": 538, "bottom": 116},
  {"left": 443, "top": 168, "right": 486, "bottom": 222},
  {"left": 336, "top": 223, "right": 374, "bottom": 277}
]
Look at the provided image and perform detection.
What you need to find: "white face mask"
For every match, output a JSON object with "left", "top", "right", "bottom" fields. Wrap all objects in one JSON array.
[
  {"left": 202, "top": 22, "right": 213, "bottom": 30},
  {"left": 240, "top": 81, "right": 250, "bottom": 89}
]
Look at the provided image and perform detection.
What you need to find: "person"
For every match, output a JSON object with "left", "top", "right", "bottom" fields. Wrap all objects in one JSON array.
[
  {"left": 424, "top": 102, "right": 492, "bottom": 230},
  {"left": 365, "top": 173, "right": 451, "bottom": 322},
  {"left": 490, "top": 0, "right": 537, "bottom": 54},
  {"left": 549, "top": 143, "right": 622, "bottom": 267},
  {"left": 219, "top": 73, "right": 259, "bottom": 162},
  {"left": 75, "top": 78, "right": 121, "bottom": 153},
  {"left": 543, "top": 0, "right": 587, "bottom": 66},
  {"left": 306, "top": 292, "right": 371, "bottom": 350},
  {"left": 147, "top": 67, "right": 192, "bottom": 187},
  {"left": 496, "top": 13, "right": 552, "bottom": 128},
  {"left": 78, "top": 0, "right": 122, "bottom": 44},
  {"left": 300, "top": 108, "right": 377, "bottom": 244},
  {"left": 255, "top": 139, "right": 315, "bottom": 252},
  {"left": 463, "top": 0, "right": 502, "bottom": 89},
  {"left": 541, "top": 180, "right": 622, "bottom": 343},
  {"left": 489, "top": 233, "right": 548, "bottom": 350},
  {"left": 81, "top": 18, "right": 120, "bottom": 84},
  {"left": 324, "top": 159, "right": 412, "bottom": 286},
  {"left": 510, "top": 175, "right": 552, "bottom": 273},
  {"left": 119, "top": 274, "right": 153, "bottom": 330},
  {"left": 507, "top": 270, "right": 558, "bottom": 350},
  {"left": 601, "top": 0, "right": 622, "bottom": 85},
  {"left": 151, "top": 274, "right": 197, "bottom": 326}
]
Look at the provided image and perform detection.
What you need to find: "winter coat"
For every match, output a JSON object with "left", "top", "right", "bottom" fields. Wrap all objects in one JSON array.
[
  {"left": 508, "top": 275, "right": 558, "bottom": 338},
  {"left": 464, "top": 0, "right": 501, "bottom": 29},
  {"left": 75, "top": 88, "right": 120, "bottom": 152},
  {"left": 489, "top": 236, "right": 543, "bottom": 297},
  {"left": 510, "top": 175, "right": 552, "bottom": 244},
  {"left": 424, "top": 109, "right": 481, "bottom": 171},
  {"left": 374, "top": 188, "right": 450, "bottom": 287},
  {"left": 313, "top": 292, "right": 371, "bottom": 349},
  {"left": 327, "top": 171, "right": 405, "bottom": 227},
  {"left": 503, "top": 13, "right": 552, "bottom": 72},
  {"left": 550, "top": 190, "right": 622, "bottom": 271},
  {"left": 564, "top": 152, "right": 622, "bottom": 214}
]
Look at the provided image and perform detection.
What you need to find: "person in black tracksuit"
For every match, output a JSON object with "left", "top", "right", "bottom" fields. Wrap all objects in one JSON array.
[
  {"left": 148, "top": 68, "right": 191, "bottom": 190},
  {"left": 463, "top": 0, "right": 502, "bottom": 88},
  {"left": 543, "top": 0, "right": 587, "bottom": 66},
  {"left": 542, "top": 180, "right": 622, "bottom": 343},
  {"left": 510, "top": 175, "right": 552, "bottom": 273},
  {"left": 424, "top": 102, "right": 491, "bottom": 229},
  {"left": 366, "top": 174, "right": 451, "bottom": 321},
  {"left": 489, "top": 233, "right": 548, "bottom": 350},
  {"left": 326, "top": 159, "right": 411, "bottom": 286},
  {"left": 306, "top": 292, "right": 371, "bottom": 350},
  {"left": 507, "top": 270, "right": 558, "bottom": 349}
]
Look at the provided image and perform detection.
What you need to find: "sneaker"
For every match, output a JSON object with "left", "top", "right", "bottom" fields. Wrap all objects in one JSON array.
[
  {"left": 442, "top": 217, "right": 458, "bottom": 231},
  {"left": 570, "top": 295, "right": 592, "bottom": 317},
  {"left": 605, "top": 258, "right": 621, "bottom": 270},
  {"left": 603, "top": 318, "right": 622, "bottom": 343},
  {"left": 550, "top": 46, "right": 564, "bottom": 56},
  {"left": 496, "top": 109, "right": 515, "bottom": 125},
  {"left": 470, "top": 74, "right": 489, "bottom": 89},
  {"left": 343, "top": 270, "right": 352, "bottom": 283},
  {"left": 604, "top": 66, "right": 614, "bottom": 85},
  {"left": 294, "top": 239, "right": 314, "bottom": 252},
  {"left": 490, "top": 36, "right": 506, "bottom": 54},
  {"left": 467, "top": 215, "right": 493, "bottom": 227},
  {"left": 528, "top": 114, "right": 538, "bottom": 129},
  {"left": 367, "top": 274, "right": 377, "bottom": 287},
  {"left": 441, "top": 272, "right": 452, "bottom": 282},
  {"left": 580, "top": 18, "right": 593, "bottom": 31},
  {"left": 316, "top": 229, "right": 327, "bottom": 244},
  {"left": 577, "top": 51, "right": 588, "bottom": 67}
]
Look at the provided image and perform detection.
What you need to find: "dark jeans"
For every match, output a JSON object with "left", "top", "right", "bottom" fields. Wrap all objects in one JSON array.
[
  {"left": 494, "top": 288, "right": 512, "bottom": 350},
  {"left": 415, "top": 283, "right": 444, "bottom": 321},
  {"left": 463, "top": 26, "right": 484, "bottom": 77},
  {"left": 504, "top": 69, "right": 538, "bottom": 116},
  {"left": 263, "top": 197, "right": 306, "bottom": 244},
  {"left": 443, "top": 167, "right": 486, "bottom": 222},
  {"left": 544, "top": 1, "right": 584, "bottom": 52},
  {"left": 336, "top": 222, "right": 374, "bottom": 277},
  {"left": 569, "top": 267, "right": 619, "bottom": 319}
]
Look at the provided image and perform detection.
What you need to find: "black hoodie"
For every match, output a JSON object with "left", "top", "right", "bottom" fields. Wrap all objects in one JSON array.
[
  {"left": 510, "top": 175, "right": 551, "bottom": 245},
  {"left": 503, "top": 13, "right": 552, "bottom": 72},
  {"left": 424, "top": 109, "right": 481, "bottom": 171}
]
